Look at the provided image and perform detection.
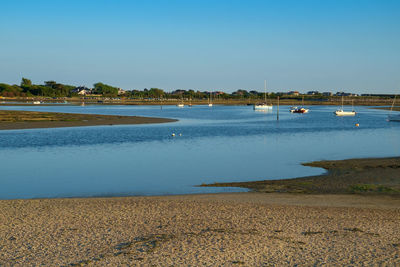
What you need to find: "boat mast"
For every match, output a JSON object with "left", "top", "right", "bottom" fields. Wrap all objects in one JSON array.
[
  {"left": 341, "top": 96, "right": 344, "bottom": 110},
  {"left": 390, "top": 95, "right": 397, "bottom": 113},
  {"left": 264, "top": 80, "right": 267, "bottom": 103}
]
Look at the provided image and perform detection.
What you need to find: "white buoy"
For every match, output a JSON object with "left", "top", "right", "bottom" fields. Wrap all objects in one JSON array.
[
  {"left": 172, "top": 133, "right": 175, "bottom": 137},
  {"left": 179, "top": 133, "right": 182, "bottom": 136}
]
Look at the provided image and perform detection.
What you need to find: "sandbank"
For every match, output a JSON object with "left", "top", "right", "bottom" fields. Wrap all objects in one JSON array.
[{"left": 0, "top": 110, "right": 177, "bottom": 130}]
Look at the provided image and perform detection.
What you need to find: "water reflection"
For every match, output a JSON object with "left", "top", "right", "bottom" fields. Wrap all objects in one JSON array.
[{"left": 0, "top": 105, "right": 399, "bottom": 199}]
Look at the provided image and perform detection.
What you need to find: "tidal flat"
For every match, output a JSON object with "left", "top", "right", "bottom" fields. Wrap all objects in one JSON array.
[
  {"left": 202, "top": 157, "right": 400, "bottom": 195},
  {"left": 0, "top": 110, "right": 177, "bottom": 130}
]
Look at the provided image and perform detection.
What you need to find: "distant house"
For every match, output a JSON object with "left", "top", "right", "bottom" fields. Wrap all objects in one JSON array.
[
  {"left": 118, "top": 88, "right": 126, "bottom": 95},
  {"left": 307, "top": 91, "right": 319, "bottom": 95},
  {"left": 287, "top": 91, "right": 300, "bottom": 96},
  {"left": 171, "top": 89, "right": 186, "bottom": 95},
  {"left": 72, "top": 86, "right": 91, "bottom": 95},
  {"left": 335, "top": 92, "right": 354, "bottom": 97},
  {"left": 322, "top": 92, "right": 333, "bottom": 96}
]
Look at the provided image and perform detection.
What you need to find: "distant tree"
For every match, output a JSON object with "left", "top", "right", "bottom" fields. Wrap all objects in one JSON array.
[
  {"left": 93, "top": 82, "right": 119, "bottom": 96},
  {"left": 148, "top": 88, "right": 164, "bottom": 98},
  {"left": 0, "top": 83, "right": 23, "bottom": 97},
  {"left": 44, "top": 81, "right": 57, "bottom": 88},
  {"left": 21, "top": 78, "right": 32, "bottom": 87}
]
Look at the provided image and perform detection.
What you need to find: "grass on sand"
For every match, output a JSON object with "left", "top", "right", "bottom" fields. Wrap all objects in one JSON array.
[{"left": 202, "top": 157, "right": 400, "bottom": 195}]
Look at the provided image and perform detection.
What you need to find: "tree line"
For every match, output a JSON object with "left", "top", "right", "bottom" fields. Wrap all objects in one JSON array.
[
  {"left": 0, "top": 77, "right": 338, "bottom": 100},
  {"left": 0, "top": 78, "right": 124, "bottom": 98}
]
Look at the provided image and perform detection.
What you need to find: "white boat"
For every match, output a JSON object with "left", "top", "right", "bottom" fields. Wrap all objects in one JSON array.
[
  {"left": 33, "top": 101, "right": 41, "bottom": 104},
  {"left": 208, "top": 92, "right": 213, "bottom": 107},
  {"left": 254, "top": 80, "right": 272, "bottom": 110},
  {"left": 335, "top": 109, "right": 356, "bottom": 116},
  {"left": 254, "top": 103, "right": 272, "bottom": 110},
  {"left": 334, "top": 97, "right": 356, "bottom": 116},
  {"left": 388, "top": 95, "right": 400, "bottom": 121},
  {"left": 177, "top": 96, "right": 184, "bottom": 107}
]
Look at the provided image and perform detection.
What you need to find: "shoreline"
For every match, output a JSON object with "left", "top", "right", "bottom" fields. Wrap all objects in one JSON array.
[
  {"left": 1, "top": 157, "right": 399, "bottom": 265},
  {"left": 202, "top": 157, "right": 400, "bottom": 195},
  {"left": 1, "top": 99, "right": 400, "bottom": 107},
  {"left": 0, "top": 110, "right": 177, "bottom": 130}
]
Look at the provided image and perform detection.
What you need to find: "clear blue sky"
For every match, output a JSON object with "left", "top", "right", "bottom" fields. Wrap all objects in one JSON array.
[{"left": 1, "top": 0, "right": 399, "bottom": 93}]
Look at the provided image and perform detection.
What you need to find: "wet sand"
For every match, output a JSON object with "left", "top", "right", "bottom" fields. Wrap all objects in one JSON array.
[
  {"left": 0, "top": 193, "right": 399, "bottom": 266},
  {"left": 0, "top": 110, "right": 177, "bottom": 130}
]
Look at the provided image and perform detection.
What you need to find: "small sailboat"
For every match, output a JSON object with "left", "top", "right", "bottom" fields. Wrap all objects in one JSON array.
[
  {"left": 177, "top": 95, "right": 184, "bottom": 108},
  {"left": 290, "top": 96, "right": 309, "bottom": 113},
  {"left": 388, "top": 95, "right": 400, "bottom": 121},
  {"left": 208, "top": 92, "right": 213, "bottom": 107},
  {"left": 254, "top": 80, "right": 273, "bottom": 110},
  {"left": 334, "top": 97, "right": 356, "bottom": 116}
]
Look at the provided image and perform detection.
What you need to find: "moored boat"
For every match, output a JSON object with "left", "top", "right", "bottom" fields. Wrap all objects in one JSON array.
[
  {"left": 334, "top": 97, "right": 356, "bottom": 116},
  {"left": 253, "top": 80, "right": 273, "bottom": 110},
  {"left": 388, "top": 114, "right": 400, "bottom": 121},
  {"left": 290, "top": 97, "right": 309, "bottom": 113},
  {"left": 291, "top": 107, "right": 309, "bottom": 113},
  {"left": 388, "top": 96, "right": 399, "bottom": 121},
  {"left": 254, "top": 103, "right": 272, "bottom": 110},
  {"left": 334, "top": 109, "right": 356, "bottom": 116}
]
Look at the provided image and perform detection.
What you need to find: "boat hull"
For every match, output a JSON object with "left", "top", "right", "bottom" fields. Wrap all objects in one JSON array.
[
  {"left": 290, "top": 108, "right": 309, "bottom": 113},
  {"left": 334, "top": 110, "right": 356, "bottom": 116},
  {"left": 253, "top": 105, "right": 272, "bottom": 110},
  {"left": 388, "top": 114, "right": 400, "bottom": 122}
]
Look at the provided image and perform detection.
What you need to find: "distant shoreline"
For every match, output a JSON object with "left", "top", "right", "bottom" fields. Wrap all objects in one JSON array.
[
  {"left": 0, "top": 110, "right": 177, "bottom": 130},
  {"left": 373, "top": 106, "right": 400, "bottom": 112},
  {"left": 202, "top": 157, "right": 400, "bottom": 195},
  {"left": 1, "top": 97, "right": 399, "bottom": 107}
]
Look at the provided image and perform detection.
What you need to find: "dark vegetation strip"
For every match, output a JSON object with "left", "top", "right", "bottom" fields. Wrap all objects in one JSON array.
[{"left": 201, "top": 157, "right": 400, "bottom": 195}]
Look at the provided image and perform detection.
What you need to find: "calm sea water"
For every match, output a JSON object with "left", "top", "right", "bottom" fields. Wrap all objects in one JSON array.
[{"left": 0, "top": 104, "right": 399, "bottom": 199}]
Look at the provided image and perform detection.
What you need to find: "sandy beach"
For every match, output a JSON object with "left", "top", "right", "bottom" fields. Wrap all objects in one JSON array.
[{"left": 1, "top": 193, "right": 399, "bottom": 266}]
